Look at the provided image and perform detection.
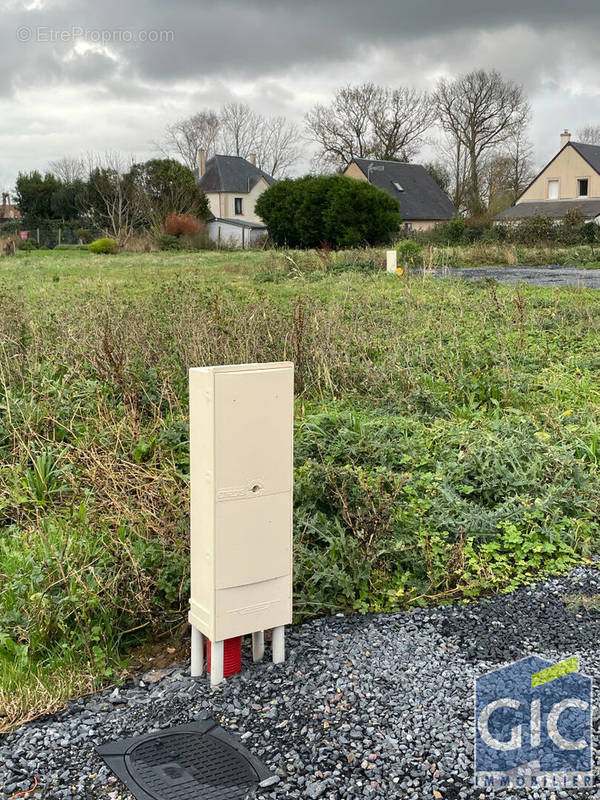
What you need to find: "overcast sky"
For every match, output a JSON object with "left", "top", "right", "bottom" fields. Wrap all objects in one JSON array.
[{"left": 2, "top": 0, "right": 600, "bottom": 192}]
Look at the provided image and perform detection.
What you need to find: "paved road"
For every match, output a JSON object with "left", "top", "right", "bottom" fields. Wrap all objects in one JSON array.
[{"left": 439, "top": 264, "right": 600, "bottom": 289}]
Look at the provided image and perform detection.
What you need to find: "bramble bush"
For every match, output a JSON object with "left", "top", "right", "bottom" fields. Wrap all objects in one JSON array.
[{"left": 164, "top": 213, "right": 203, "bottom": 237}]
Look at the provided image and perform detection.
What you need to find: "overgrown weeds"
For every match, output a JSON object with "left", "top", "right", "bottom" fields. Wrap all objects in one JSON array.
[{"left": 1, "top": 248, "right": 600, "bottom": 726}]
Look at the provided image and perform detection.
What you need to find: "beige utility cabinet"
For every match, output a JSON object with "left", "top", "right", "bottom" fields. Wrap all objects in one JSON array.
[{"left": 189, "top": 362, "right": 294, "bottom": 685}]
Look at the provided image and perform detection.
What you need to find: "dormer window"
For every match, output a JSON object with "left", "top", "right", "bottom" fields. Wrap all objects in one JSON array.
[
  {"left": 578, "top": 178, "right": 589, "bottom": 197},
  {"left": 392, "top": 181, "right": 404, "bottom": 192}
]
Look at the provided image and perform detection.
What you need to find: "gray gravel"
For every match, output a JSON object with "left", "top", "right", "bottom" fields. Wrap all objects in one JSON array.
[
  {"left": 439, "top": 264, "right": 600, "bottom": 288},
  {"left": 3, "top": 567, "right": 600, "bottom": 799}
]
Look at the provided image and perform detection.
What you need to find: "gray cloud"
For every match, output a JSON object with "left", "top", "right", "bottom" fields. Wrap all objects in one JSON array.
[{"left": 2, "top": 0, "right": 600, "bottom": 187}]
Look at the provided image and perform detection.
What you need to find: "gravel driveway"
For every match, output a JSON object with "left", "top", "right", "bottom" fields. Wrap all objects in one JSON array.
[
  {"left": 439, "top": 265, "right": 600, "bottom": 289},
  {"left": 2, "top": 567, "right": 600, "bottom": 800}
]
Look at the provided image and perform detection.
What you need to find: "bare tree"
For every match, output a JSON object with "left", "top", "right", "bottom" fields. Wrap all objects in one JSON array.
[
  {"left": 306, "top": 84, "right": 378, "bottom": 169},
  {"left": 370, "top": 87, "right": 436, "bottom": 161},
  {"left": 306, "top": 83, "right": 433, "bottom": 170},
  {"left": 577, "top": 124, "right": 600, "bottom": 145},
  {"left": 84, "top": 153, "right": 141, "bottom": 244},
  {"left": 504, "top": 128, "right": 535, "bottom": 198},
  {"left": 434, "top": 69, "right": 530, "bottom": 216},
  {"left": 219, "top": 102, "right": 260, "bottom": 159},
  {"left": 433, "top": 134, "right": 470, "bottom": 213},
  {"left": 424, "top": 160, "right": 452, "bottom": 194},
  {"left": 252, "top": 116, "right": 301, "bottom": 177},
  {"left": 156, "top": 111, "right": 221, "bottom": 170},
  {"left": 157, "top": 104, "right": 303, "bottom": 178},
  {"left": 48, "top": 156, "right": 86, "bottom": 183}
]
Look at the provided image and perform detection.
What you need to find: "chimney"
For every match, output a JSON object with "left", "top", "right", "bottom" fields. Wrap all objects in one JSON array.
[
  {"left": 248, "top": 153, "right": 256, "bottom": 166},
  {"left": 560, "top": 130, "right": 571, "bottom": 149},
  {"left": 197, "top": 149, "right": 207, "bottom": 177},
  {"left": 1, "top": 192, "right": 8, "bottom": 218}
]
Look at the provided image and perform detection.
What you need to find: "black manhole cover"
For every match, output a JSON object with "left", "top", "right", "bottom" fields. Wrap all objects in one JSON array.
[{"left": 96, "top": 720, "right": 272, "bottom": 800}]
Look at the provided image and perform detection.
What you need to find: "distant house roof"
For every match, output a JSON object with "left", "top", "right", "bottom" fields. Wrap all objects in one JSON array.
[
  {"left": 494, "top": 199, "right": 600, "bottom": 221},
  {"left": 207, "top": 217, "right": 267, "bottom": 230},
  {"left": 0, "top": 203, "right": 21, "bottom": 221},
  {"left": 349, "top": 158, "right": 457, "bottom": 221},
  {"left": 568, "top": 141, "right": 600, "bottom": 175},
  {"left": 195, "top": 155, "right": 276, "bottom": 194}
]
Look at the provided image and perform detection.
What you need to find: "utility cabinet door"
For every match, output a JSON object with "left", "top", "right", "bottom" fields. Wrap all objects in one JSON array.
[
  {"left": 214, "top": 367, "right": 293, "bottom": 498},
  {"left": 215, "top": 493, "right": 292, "bottom": 590}
]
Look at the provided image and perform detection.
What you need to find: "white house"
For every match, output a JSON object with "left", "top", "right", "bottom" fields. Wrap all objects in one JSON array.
[{"left": 195, "top": 152, "right": 275, "bottom": 248}]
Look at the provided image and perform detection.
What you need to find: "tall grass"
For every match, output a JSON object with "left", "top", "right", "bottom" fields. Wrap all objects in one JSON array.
[{"left": 1, "top": 248, "right": 600, "bottom": 726}]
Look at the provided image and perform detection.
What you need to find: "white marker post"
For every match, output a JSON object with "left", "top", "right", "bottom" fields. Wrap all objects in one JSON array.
[{"left": 386, "top": 250, "right": 398, "bottom": 273}]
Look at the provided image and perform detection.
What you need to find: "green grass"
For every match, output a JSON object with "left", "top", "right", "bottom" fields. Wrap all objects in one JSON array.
[{"left": 1, "top": 246, "right": 600, "bottom": 728}]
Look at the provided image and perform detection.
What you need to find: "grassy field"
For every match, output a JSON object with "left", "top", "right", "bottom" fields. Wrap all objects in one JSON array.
[{"left": 1, "top": 247, "right": 600, "bottom": 729}]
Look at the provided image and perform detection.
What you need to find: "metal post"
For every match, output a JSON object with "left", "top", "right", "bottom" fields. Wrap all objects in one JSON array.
[
  {"left": 272, "top": 626, "right": 285, "bottom": 664},
  {"left": 252, "top": 631, "right": 265, "bottom": 662},
  {"left": 190, "top": 626, "right": 204, "bottom": 677},
  {"left": 211, "top": 640, "right": 225, "bottom": 688}
]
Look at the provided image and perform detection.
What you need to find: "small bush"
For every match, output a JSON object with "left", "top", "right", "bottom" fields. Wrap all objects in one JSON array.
[
  {"left": 464, "top": 217, "right": 493, "bottom": 243},
  {"left": 18, "top": 240, "right": 38, "bottom": 252},
  {"left": 89, "top": 238, "right": 119, "bottom": 255},
  {"left": 431, "top": 216, "right": 466, "bottom": 245},
  {"left": 179, "top": 231, "right": 213, "bottom": 250},
  {"left": 123, "top": 234, "right": 159, "bottom": 253},
  {"left": 76, "top": 228, "right": 89, "bottom": 243},
  {"left": 511, "top": 216, "right": 556, "bottom": 245},
  {"left": 396, "top": 239, "right": 423, "bottom": 266},
  {"left": 164, "top": 214, "right": 203, "bottom": 237},
  {"left": 158, "top": 234, "right": 183, "bottom": 251}
]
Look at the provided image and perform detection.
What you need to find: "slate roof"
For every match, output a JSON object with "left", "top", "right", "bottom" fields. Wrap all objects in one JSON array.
[
  {"left": 494, "top": 199, "right": 600, "bottom": 221},
  {"left": 195, "top": 155, "right": 276, "bottom": 194},
  {"left": 207, "top": 217, "right": 267, "bottom": 230},
  {"left": 569, "top": 141, "right": 600, "bottom": 175},
  {"left": 349, "top": 158, "right": 457, "bottom": 221}
]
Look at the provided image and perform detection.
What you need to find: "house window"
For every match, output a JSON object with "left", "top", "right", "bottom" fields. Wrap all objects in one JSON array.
[
  {"left": 578, "top": 178, "right": 589, "bottom": 197},
  {"left": 548, "top": 179, "right": 559, "bottom": 200},
  {"left": 234, "top": 197, "right": 243, "bottom": 215}
]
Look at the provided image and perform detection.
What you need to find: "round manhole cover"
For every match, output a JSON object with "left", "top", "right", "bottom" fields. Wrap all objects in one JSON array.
[{"left": 126, "top": 732, "right": 256, "bottom": 797}]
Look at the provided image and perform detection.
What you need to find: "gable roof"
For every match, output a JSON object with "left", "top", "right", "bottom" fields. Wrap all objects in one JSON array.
[
  {"left": 494, "top": 198, "right": 600, "bottom": 221},
  {"left": 349, "top": 158, "right": 457, "bottom": 221},
  {"left": 195, "top": 155, "right": 276, "bottom": 194},
  {"left": 514, "top": 140, "right": 600, "bottom": 205},
  {"left": 569, "top": 141, "right": 600, "bottom": 175}
]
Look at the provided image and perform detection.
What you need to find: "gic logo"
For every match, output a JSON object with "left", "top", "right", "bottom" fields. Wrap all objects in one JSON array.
[{"left": 475, "top": 655, "right": 592, "bottom": 789}]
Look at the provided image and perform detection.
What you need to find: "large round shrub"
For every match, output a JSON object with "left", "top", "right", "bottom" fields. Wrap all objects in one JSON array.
[{"left": 256, "top": 175, "right": 401, "bottom": 248}]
